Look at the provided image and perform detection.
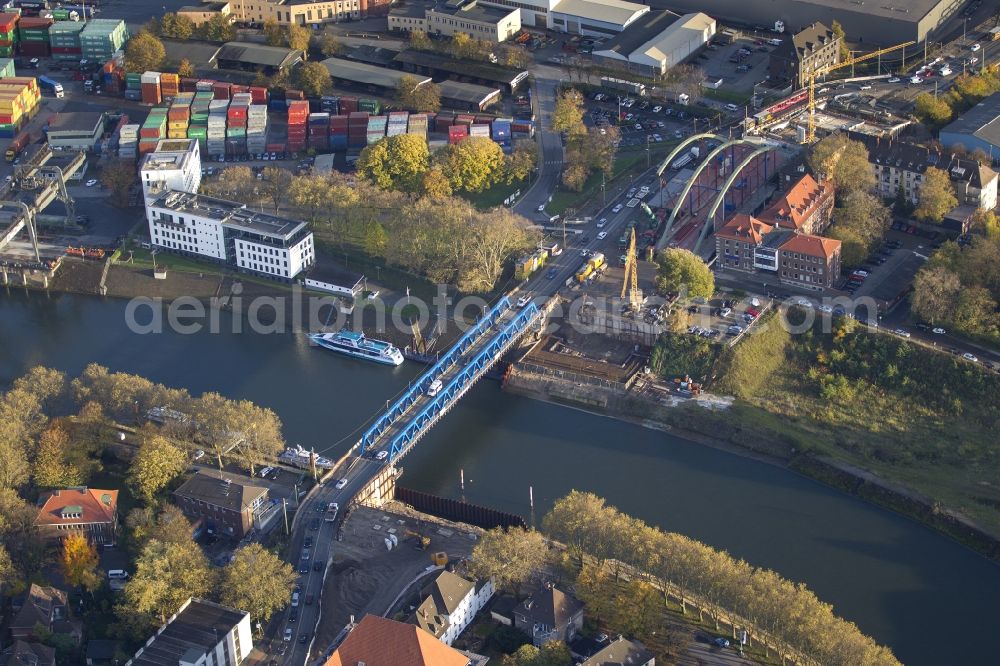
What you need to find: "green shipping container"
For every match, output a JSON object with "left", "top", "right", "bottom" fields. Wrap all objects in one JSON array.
[{"left": 0, "top": 58, "right": 15, "bottom": 79}]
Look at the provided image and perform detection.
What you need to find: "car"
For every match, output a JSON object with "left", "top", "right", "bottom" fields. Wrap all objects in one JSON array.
[
  {"left": 962, "top": 352, "right": 978, "bottom": 362},
  {"left": 887, "top": 77, "right": 900, "bottom": 83},
  {"left": 626, "top": 188, "right": 637, "bottom": 198},
  {"left": 545, "top": 268, "right": 558, "bottom": 279},
  {"left": 269, "top": 152, "right": 277, "bottom": 160},
  {"left": 712, "top": 637, "right": 730, "bottom": 648},
  {"left": 310, "top": 518, "right": 321, "bottom": 531},
  {"left": 192, "top": 449, "right": 205, "bottom": 461},
  {"left": 652, "top": 105, "right": 662, "bottom": 113},
  {"left": 596, "top": 218, "right": 607, "bottom": 228},
  {"left": 288, "top": 609, "right": 298, "bottom": 622},
  {"left": 299, "top": 633, "right": 309, "bottom": 644},
  {"left": 283, "top": 628, "right": 292, "bottom": 642},
  {"left": 970, "top": 43, "right": 981, "bottom": 52},
  {"left": 860, "top": 84, "right": 873, "bottom": 91},
  {"left": 634, "top": 123, "right": 642, "bottom": 130},
  {"left": 299, "top": 562, "right": 310, "bottom": 573},
  {"left": 305, "top": 593, "right": 314, "bottom": 605},
  {"left": 893, "top": 328, "right": 911, "bottom": 338},
  {"left": 335, "top": 478, "right": 348, "bottom": 489},
  {"left": 673, "top": 130, "right": 682, "bottom": 139},
  {"left": 932, "top": 327, "right": 946, "bottom": 335},
  {"left": 597, "top": 231, "right": 608, "bottom": 240},
  {"left": 795, "top": 298, "right": 813, "bottom": 308},
  {"left": 719, "top": 307, "right": 732, "bottom": 317},
  {"left": 85, "top": 179, "right": 98, "bottom": 187},
  {"left": 366, "top": 290, "right": 380, "bottom": 301},
  {"left": 611, "top": 204, "right": 623, "bottom": 213},
  {"left": 580, "top": 248, "right": 589, "bottom": 257},
  {"left": 910, "top": 76, "right": 923, "bottom": 84},
  {"left": 313, "top": 560, "right": 323, "bottom": 571},
  {"left": 969, "top": 56, "right": 979, "bottom": 65},
  {"left": 817, "top": 304, "right": 833, "bottom": 313},
  {"left": 537, "top": 204, "right": 545, "bottom": 212}
]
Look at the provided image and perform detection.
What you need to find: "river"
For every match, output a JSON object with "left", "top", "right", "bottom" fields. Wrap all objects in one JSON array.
[{"left": 1, "top": 291, "right": 997, "bottom": 665}]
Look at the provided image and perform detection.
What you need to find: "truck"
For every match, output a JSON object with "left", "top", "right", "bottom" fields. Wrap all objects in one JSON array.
[
  {"left": 5, "top": 131, "right": 29, "bottom": 162},
  {"left": 671, "top": 147, "right": 699, "bottom": 170},
  {"left": 574, "top": 252, "right": 605, "bottom": 283},
  {"left": 37, "top": 76, "right": 64, "bottom": 98},
  {"left": 600, "top": 76, "right": 646, "bottom": 97}
]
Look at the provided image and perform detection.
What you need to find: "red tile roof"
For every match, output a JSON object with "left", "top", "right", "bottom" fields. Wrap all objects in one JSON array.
[
  {"left": 35, "top": 488, "right": 118, "bottom": 527},
  {"left": 779, "top": 233, "right": 841, "bottom": 259},
  {"left": 759, "top": 174, "right": 831, "bottom": 230},
  {"left": 715, "top": 213, "right": 773, "bottom": 244},
  {"left": 324, "top": 615, "right": 470, "bottom": 666}
]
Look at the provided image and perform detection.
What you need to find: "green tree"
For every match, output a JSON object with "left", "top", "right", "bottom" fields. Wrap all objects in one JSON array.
[
  {"left": 830, "top": 20, "right": 849, "bottom": 60},
  {"left": 177, "top": 58, "right": 195, "bottom": 78},
  {"left": 827, "top": 190, "right": 890, "bottom": 266},
  {"left": 552, "top": 89, "right": 586, "bottom": 135},
  {"left": 437, "top": 136, "right": 507, "bottom": 193},
  {"left": 263, "top": 19, "right": 284, "bottom": 46},
  {"left": 158, "top": 13, "right": 194, "bottom": 40},
  {"left": 395, "top": 75, "right": 441, "bottom": 113},
  {"left": 12, "top": 366, "right": 66, "bottom": 411},
  {"left": 201, "top": 166, "right": 255, "bottom": 201},
  {"left": 100, "top": 159, "right": 138, "bottom": 207},
  {"left": 260, "top": 166, "right": 294, "bottom": 212},
  {"left": 913, "top": 167, "right": 958, "bottom": 224},
  {"left": 914, "top": 93, "right": 954, "bottom": 126},
  {"left": 198, "top": 14, "right": 235, "bottom": 42},
  {"left": 469, "top": 527, "right": 548, "bottom": 598},
  {"left": 128, "top": 435, "right": 188, "bottom": 503},
  {"left": 561, "top": 162, "right": 589, "bottom": 192},
  {"left": 220, "top": 544, "right": 297, "bottom": 628},
  {"left": 808, "top": 133, "right": 875, "bottom": 195},
  {"left": 128, "top": 505, "right": 195, "bottom": 550},
  {"left": 287, "top": 24, "right": 311, "bottom": 56},
  {"left": 123, "top": 537, "right": 214, "bottom": 624},
  {"left": 295, "top": 61, "right": 332, "bottom": 98},
  {"left": 320, "top": 32, "right": 343, "bottom": 57},
  {"left": 0, "top": 488, "right": 44, "bottom": 593},
  {"left": 409, "top": 30, "right": 433, "bottom": 52},
  {"left": 574, "top": 562, "right": 618, "bottom": 625},
  {"left": 362, "top": 221, "right": 388, "bottom": 257},
  {"left": 357, "top": 134, "right": 430, "bottom": 191},
  {"left": 0, "top": 544, "right": 13, "bottom": 594},
  {"left": 952, "top": 285, "right": 997, "bottom": 335},
  {"left": 61, "top": 533, "right": 101, "bottom": 593},
  {"left": 288, "top": 173, "right": 334, "bottom": 222},
  {"left": 655, "top": 248, "right": 714, "bottom": 299},
  {"left": 124, "top": 30, "right": 165, "bottom": 73}
]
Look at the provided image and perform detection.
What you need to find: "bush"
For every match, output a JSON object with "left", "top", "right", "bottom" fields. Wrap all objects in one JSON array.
[{"left": 649, "top": 333, "right": 717, "bottom": 381}]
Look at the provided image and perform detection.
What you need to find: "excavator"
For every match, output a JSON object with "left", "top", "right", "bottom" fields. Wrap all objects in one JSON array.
[{"left": 405, "top": 529, "right": 431, "bottom": 551}]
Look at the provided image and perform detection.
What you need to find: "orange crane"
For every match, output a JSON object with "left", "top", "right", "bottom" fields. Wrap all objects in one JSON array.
[{"left": 620, "top": 227, "right": 641, "bottom": 311}]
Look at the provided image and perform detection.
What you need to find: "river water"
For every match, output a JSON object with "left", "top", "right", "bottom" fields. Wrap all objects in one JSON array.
[{"left": 1, "top": 291, "right": 997, "bottom": 665}]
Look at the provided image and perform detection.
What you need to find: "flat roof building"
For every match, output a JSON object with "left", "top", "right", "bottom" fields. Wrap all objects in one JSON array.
[
  {"left": 321, "top": 57, "right": 431, "bottom": 94},
  {"left": 438, "top": 80, "right": 502, "bottom": 111},
  {"left": 176, "top": 3, "right": 232, "bottom": 26},
  {"left": 140, "top": 139, "right": 202, "bottom": 206},
  {"left": 46, "top": 111, "right": 105, "bottom": 152},
  {"left": 389, "top": 0, "right": 522, "bottom": 43},
  {"left": 393, "top": 49, "right": 529, "bottom": 92},
  {"left": 126, "top": 598, "right": 252, "bottom": 666},
  {"left": 216, "top": 41, "right": 303, "bottom": 74},
  {"left": 592, "top": 11, "right": 716, "bottom": 77},
  {"left": 940, "top": 92, "right": 1000, "bottom": 166}
]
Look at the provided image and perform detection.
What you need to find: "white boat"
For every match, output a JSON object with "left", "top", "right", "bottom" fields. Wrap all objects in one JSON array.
[
  {"left": 308, "top": 329, "right": 404, "bottom": 366},
  {"left": 278, "top": 445, "right": 334, "bottom": 470}
]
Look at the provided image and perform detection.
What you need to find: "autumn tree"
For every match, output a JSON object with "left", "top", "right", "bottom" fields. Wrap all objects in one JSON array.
[
  {"left": 288, "top": 173, "right": 334, "bottom": 222},
  {"left": 124, "top": 30, "right": 165, "bottom": 73},
  {"left": 286, "top": 24, "right": 311, "bottom": 56},
  {"left": 808, "top": 133, "right": 875, "bottom": 195},
  {"left": 469, "top": 527, "right": 549, "bottom": 599},
  {"left": 128, "top": 505, "right": 194, "bottom": 550},
  {"left": 0, "top": 386, "right": 46, "bottom": 489},
  {"left": 552, "top": 88, "right": 586, "bottom": 135},
  {"left": 830, "top": 20, "right": 849, "bottom": 60},
  {"left": 177, "top": 58, "right": 195, "bottom": 78},
  {"left": 263, "top": 19, "right": 284, "bottom": 46},
  {"left": 123, "top": 537, "right": 214, "bottom": 625},
  {"left": 158, "top": 13, "right": 194, "bottom": 40},
  {"left": 295, "top": 61, "right": 332, "bottom": 98},
  {"left": 0, "top": 488, "right": 44, "bottom": 592},
  {"left": 13, "top": 366, "right": 67, "bottom": 412},
  {"left": 656, "top": 248, "right": 714, "bottom": 299},
  {"left": 201, "top": 166, "right": 255, "bottom": 201},
  {"left": 505, "top": 139, "right": 537, "bottom": 184},
  {"left": 320, "top": 32, "right": 343, "bottom": 57},
  {"left": 574, "top": 562, "right": 617, "bottom": 625},
  {"left": 395, "top": 75, "right": 441, "bottom": 113},
  {"left": 34, "top": 424, "right": 83, "bottom": 488},
  {"left": 459, "top": 208, "right": 539, "bottom": 291},
  {"left": 128, "top": 435, "right": 188, "bottom": 503},
  {"left": 61, "top": 533, "right": 101, "bottom": 593},
  {"left": 0, "top": 545, "right": 13, "bottom": 594},
  {"left": 911, "top": 266, "right": 961, "bottom": 324},
  {"left": 420, "top": 165, "right": 453, "bottom": 199},
  {"left": 436, "top": 136, "right": 507, "bottom": 193},
  {"left": 100, "top": 159, "right": 138, "bottom": 207},
  {"left": 198, "top": 13, "right": 236, "bottom": 42},
  {"left": 260, "top": 166, "right": 294, "bottom": 212},
  {"left": 409, "top": 30, "right": 433, "bottom": 51},
  {"left": 220, "top": 544, "right": 297, "bottom": 628},
  {"left": 914, "top": 93, "right": 953, "bottom": 127},
  {"left": 913, "top": 167, "right": 958, "bottom": 224},
  {"left": 827, "top": 190, "right": 890, "bottom": 266},
  {"left": 357, "top": 134, "right": 430, "bottom": 191}
]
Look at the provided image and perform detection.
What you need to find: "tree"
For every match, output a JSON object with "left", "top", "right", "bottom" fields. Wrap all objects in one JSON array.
[
  {"left": 295, "top": 61, "right": 332, "bottom": 98},
  {"left": 420, "top": 165, "right": 453, "bottom": 199},
  {"left": 409, "top": 30, "right": 433, "bottom": 52},
  {"left": 33, "top": 424, "right": 82, "bottom": 488},
  {"left": 123, "top": 537, "right": 214, "bottom": 624},
  {"left": 288, "top": 173, "right": 334, "bottom": 222},
  {"left": 176, "top": 58, "right": 195, "bottom": 78},
  {"left": 830, "top": 20, "right": 849, "bottom": 60},
  {"left": 914, "top": 93, "right": 954, "bottom": 126},
  {"left": 807, "top": 133, "right": 875, "bottom": 195},
  {"left": 395, "top": 75, "right": 441, "bottom": 113},
  {"left": 198, "top": 14, "right": 235, "bottom": 42},
  {"left": 552, "top": 89, "right": 585, "bottom": 135},
  {"left": 263, "top": 19, "right": 284, "bottom": 46},
  {"left": 449, "top": 32, "right": 478, "bottom": 60},
  {"left": 0, "top": 488, "right": 44, "bottom": 592},
  {"left": 561, "top": 162, "right": 588, "bottom": 191},
  {"left": 13, "top": 366, "right": 66, "bottom": 412},
  {"left": 220, "top": 544, "right": 297, "bottom": 627},
  {"left": 913, "top": 167, "right": 958, "bottom": 224},
  {"left": 828, "top": 190, "right": 890, "bottom": 266},
  {"left": 952, "top": 286, "right": 998, "bottom": 335},
  {"left": 61, "top": 533, "right": 101, "bottom": 593},
  {"left": 437, "top": 136, "right": 507, "bottom": 193},
  {"left": 357, "top": 134, "right": 430, "bottom": 191},
  {"left": 100, "top": 160, "right": 138, "bottom": 207},
  {"left": 260, "top": 166, "right": 294, "bottom": 212},
  {"left": 201, "top": 166, "right": 255, "bottom": 201},
  {"left": 459, "top": 208, "right": 539, "bottom": 291},
  {"left": 158, "top": 13, "right": 194, "bottom": 40},
  {"left": 320, "top": 32, "right": 343, "bottom": 57},
  {"left": 129, "top": 505, "right": 195, "bottom": 550},
  {"left": 505, "top": 139, "right": 537, "bottom": 184},
  {"left": 0, "top": 544, "right": 13, "bottom": 594},
  {"left": 287, "top": 24, "right": 311, "bottom": 56},
  {"left": 656, "top": 248, "right": 714, "bottom": 299},
  {"left": 469, "top": 527, "right": 548, "bottom": 598},
  {"left": 574, "top": 562, "right": 618, "bottom": 625},
  {"left": 128, "top": 435, "right": 188, "bottom": 503},
  {"left": 124, "top": 30, "right": 165, "bottom": 73},
  {"left": 502, "top": 642, "right": 572, "bottom": 666}
]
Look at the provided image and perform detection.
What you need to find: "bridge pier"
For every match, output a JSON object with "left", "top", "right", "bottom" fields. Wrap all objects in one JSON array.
[{"left": 353, "top": 463, "right": 399, "bottom": 509}]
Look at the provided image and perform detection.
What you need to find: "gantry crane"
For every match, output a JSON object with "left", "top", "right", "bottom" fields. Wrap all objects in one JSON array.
[
  {"left": 621, "top": 227, "right": 641, "bottom": 311},
  {"left": 804, "top": 40, "right": 914, "bottom": 143}
]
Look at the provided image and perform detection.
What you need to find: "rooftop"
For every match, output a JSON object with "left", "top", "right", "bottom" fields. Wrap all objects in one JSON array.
[
  {"left": 785, "top": 0, "right": 944, "bottom": 21},
  {"left": 514, "top": 586, "right": 583, "bottom": 628},
  {"left": 409, "top": 571, "right": 476, "bottom": 638},
  {"left": 788, "top": 22, "right": 837, "bottom": 58},
  {"left": 322, "top": 57, "right": 430, "bottom": 90},
  {"left": 11, "top": 585, "right": 68, "bottom": 633},
  {"left": 758, "top": 173, "right": 832, "bottom": 231},
  {"left": 126, "top": 599, "right": 247, "bottom": 666},
  {"left": 592, "top": 10, "right": 680, "bottom": 58},
  {"left": 325, "top": 614, "right": 471, "bottom": 666},
  {"left": 216, "top": 41, "right": 302, "bottom": 69},
  {"left": 393, "top": 49, "right": 528, "bottom": 86},
  {"left": 46, "top": 111, "right": 105, "bottom": 134},
  {"left": 141, "top": 140, "right": 198, "bottom": 172},
  {"left": 716, "top": 213, "right": 773, "bottom": 244},
  {"left": 153, "top": 190, "right": 309, "bottom": 240},
  {"left": 1, "top": 641, "right": 55, "bottom": 666},
  {"left": 437, "top": 79, "right": 502, "bottom": 105},
  {"left": 941, "top": 91, "right": 1000, "bottom": 149},
  {"left": 594, "top": 11, "right": 714, "bottom": 68},
  {"left": 389, "top": 3, "right": 427, "bottom": 18},
  {"left": 848, "top": 130, "right": 998, "bottom": 187},
  {"left": 580, "top": 637, "right": 656, "bottom": 666},
  {"left": 173, "top": 469, "right": 268, "bottom": 512},
  {"left": 35, "top": 488, "right": 118, "bottom": 527},
  {"left": 161, "top": 39, "right": 222, "bottom": 67},
  {"left": 779, "top": 233, "right": 841, "bottom": 259},
  {"left": 342, "top": 44, "right": 402, "bottom": 67},
  {"left": 550, "top": 0, "right": 649, "bottom": 28},
  {"left": 431, "top": 0, "right": 517, "bottom": 22}
]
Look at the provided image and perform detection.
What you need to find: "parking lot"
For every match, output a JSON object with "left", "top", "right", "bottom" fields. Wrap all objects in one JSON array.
[
  {"left": 697, "top": 36, "right": 776, "bottom": 96},
  {"left": 584, "top": 91, "right": 710, "bottom": 149}
]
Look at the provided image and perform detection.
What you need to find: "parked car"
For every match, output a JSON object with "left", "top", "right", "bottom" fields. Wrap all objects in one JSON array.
[{"left": 962, "top": 352, "right": 978, "bottom": 362}]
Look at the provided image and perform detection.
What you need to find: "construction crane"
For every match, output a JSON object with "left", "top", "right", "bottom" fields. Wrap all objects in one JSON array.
[
  {"left": 621, "top": 227, "right": 641, "bottom": 311},
  {"left": 804, "top": 40, "right": 914, "bottom": 143}
]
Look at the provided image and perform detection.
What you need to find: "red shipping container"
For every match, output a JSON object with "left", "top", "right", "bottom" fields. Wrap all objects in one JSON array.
[
  {"left": 212, "top": 82, "right": 231, "bottom": 100},
  {"left": 455, "top": 114, "right": 474, "bottom": 126},
  {"left": 285, "top": 89, "right": 305, "bottom": 101},
  {"left": 180, "top": 77, "right": 198, "bottom": 92},
  {"left": 141, "top": 84, "right": 162, "bottom": 105},
  {"left": 18, "top": 42, "right": 50, "bottom": 57},
  {"left": 17, "top": 17, "right": 53, "bottom": 29},
  {"left": 0, "top": 13, "right": 19, "bottom": 31},
  {"left": 49, "top": 46, "right": 82, "bottom": 55},
  {"left": 249, "top": 86, "right": 268, "bottom": 104},
  {"left": 448, "top": 125, "right": 468, "bottom": 144},
  {"left": 231, "top": 85, "right": 249, "bottom": 94},
  {"left": 265, "top": 143, "right": 286, "bottom": 152}
]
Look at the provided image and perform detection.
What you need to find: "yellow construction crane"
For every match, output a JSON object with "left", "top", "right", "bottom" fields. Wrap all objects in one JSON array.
[
  {"left": 804, "top": 40, "right": 914, "bottom": 143},
  {"left": 621, "top": 227, "right": 641, "bottom": 311}
]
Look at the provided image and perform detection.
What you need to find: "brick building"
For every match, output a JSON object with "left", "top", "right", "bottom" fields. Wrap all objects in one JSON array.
[
  {"left": 34, "top": 488, "right": 118, "bottom": 547},
  {"left": 173, "top": 471, "right": 269, "bottom": 540},
  {"left": 768, "top": 22, "right": 840, "bottom": 88},
  {"left": 757, "top": 173, "right": 835, "bottom": 236}
]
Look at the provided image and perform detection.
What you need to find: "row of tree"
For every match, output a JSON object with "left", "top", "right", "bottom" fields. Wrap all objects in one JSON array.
[
  {"left": 409, "top": 30, "right": 531, "bottom": 69},
  {"left": 551, "top": 89, "right": 620, "bottom": 192},
  {"left": 914, "top": 68, "right": 1000, "bottom": 130}
]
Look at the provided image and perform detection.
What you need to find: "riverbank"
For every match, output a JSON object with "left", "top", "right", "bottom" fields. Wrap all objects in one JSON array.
[{"left": 502, "top": 365, "right": 1000, "bottom": 564}]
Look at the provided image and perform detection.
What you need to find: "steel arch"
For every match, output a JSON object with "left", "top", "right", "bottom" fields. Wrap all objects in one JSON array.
[
  {"left": 695, "top": 145, "right": 778, "bottom": 253},
  {"left": 654, "top": 133, "right": 725, "bottom": 178}
]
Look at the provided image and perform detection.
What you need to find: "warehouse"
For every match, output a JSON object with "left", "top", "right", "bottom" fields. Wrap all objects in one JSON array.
[
  {"left": 321, "top": 57, "right": 432, "bottom": 95},
  {"left": 438, "top": 80, "right": 503, "bottom": 111},
  {"left": 939, "top": 93, "right": 1000, "bottom": 165},
  {"left": 215, "top": 42, "right": 303, "bottom": 75},
  {"left": 549, "top": 0, "right": 649, "bottom": 37},
  {"left": 593, "top": 11, "right": 716, "bottom": 76},
  {"left": 176, "top": 2, "right": 232, "bottom": 26},
  {"left": 393, "top": 50, "right": 529, "bottom": 93},
  {"left": 649, "top": 0, "right": 958, "bottom": 45},
  {"left": 46, "top": 111, "right": 105, "bottom": 152}
]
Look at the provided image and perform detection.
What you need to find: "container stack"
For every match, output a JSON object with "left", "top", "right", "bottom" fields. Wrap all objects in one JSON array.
[
  {"left": 187, "top": 90, "right": 212, "bottom": 150},
  {"left": 207, "top": 104, "right": 227, "bottom": 157},
  {"left": 167, "top": 93, "right": 192, "bottom": 139},
  {"left": 366, "top": 115, "right": 386, "bottom": 145},
  {"left": 268, "top": 88, "right": 285, "bottom": 112},
  {"left": 139, "top": 108, "right": 167, "bottom": 154},
  {"left": 448, "top": 124, "right": 469, "bottom": 144},
  {"left": 249, "top": 86, "right": 268, "bottom": 105},
  {"left": 0, "top": 14, "right": 18, "bottom": 59},
  {"left": 226, "top": 92, "right": 249, "bottom": 157},
  {"left": 470, "top": 123, "right": 490, "bottom": 140},
  {"left": 180, "top": 77, "right": 198, "bottom": 93},
  {"left": 196, "top": 80, "right": 214, "bottom": 93},
  {"left": 455, "top": 114, "right": 475, "bottom": 127},
  {"left": 511, "top": 119, "right": 534, "bottom": 139},
  {"left": 159, "top": 72, "right": 179, "bottom": 99},
  {"left": 308, "top": 112, "right": 329, "bottom": 151},
  {"left": 0, "top": 77, "right": 40, "bottom": 136},
  {"left": 434, "top": 112, "right": 454, "bottom": 132},
  {"left": 0, "top": 57, "right": 14, "bottom": 80},
  {"left": 359, "top": 98, "right": 381, "bottom": 115},
  {"left": 339, "top": 95, "right": 358, "bottom": 114},
  {"left": 80, "top": 19, "right": 128, "bottom": 64},
  {"left": 140, "top": 71, "right": 161, "bottom": 105},
  {"left": 212, "top": 81, "right": 231, "bottom": 101},
  {"left": 285, "top": 89, "right": 306, "bottom": 102},
  {"left": 118, "top": 123, "right": 139, "bottom": 159},
  {"left": 47, "top": 20, "right": 82, "bottom": 61},
  {"left": 406, "top": 113, "right": 428, "bottom": 140},
  {"left": 347, "top": 111, "right": 368, "bottom": 148},
  {"left": 102, "top": 58, "right": 125, "bottom": 94},
  {"left": 247, "top": 101, "right": 267, "bottom": 155},
  {"left": 491, "top": 118, "right": 511, "bottom": 147},
  {"left": 286, "top": 99, "right": 308, "bottom": 152},
  {"left": 386, "top": 111, "right": 408, "bottom": 137},
  {"left": 330, "top": 115, "right": 348, "bottom": 151},
  {"left": 319, "top": 95, "right": 339, "bottom": 114}
]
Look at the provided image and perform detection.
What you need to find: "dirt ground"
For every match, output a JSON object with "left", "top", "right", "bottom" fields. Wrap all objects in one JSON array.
[{"left": 314, "top": 502, "right": 481, "bottom": 655}]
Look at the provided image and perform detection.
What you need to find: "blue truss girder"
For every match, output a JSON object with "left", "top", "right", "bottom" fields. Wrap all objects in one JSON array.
[{"left": 358, "top": 296, "right": 513, "bottom": 452}]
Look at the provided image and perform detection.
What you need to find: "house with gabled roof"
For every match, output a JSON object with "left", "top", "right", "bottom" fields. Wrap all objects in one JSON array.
[
  {"left": 408, "top": 570, "right": 494, "bottom": 646},
  {"left": 325, "top": 614, "right": 481, "bottom": 666},
  {"left": 758, "top": 173, "right": 835, "bottom": 236},
  {"left": 34, "top": 487, "right": 118, "bottom": 547},
  {"left": 513, "top": 585, "right": 584, "bottom": 647},
  {"left": 10, "top": 584, "right": 81, "bottom": 645}
]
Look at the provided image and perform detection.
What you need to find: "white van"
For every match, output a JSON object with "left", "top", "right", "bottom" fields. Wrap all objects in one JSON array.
[
  {"left": 259, "top": 466, "right": 273, "bottom": 478},
  {"left": 427, "top": 379, "right": 443, "bottom": 397},
  {"left": 725, "top": 103, "right": 740, "bottom": 112},
  {"left": 107, "top": 569, "right": 129, "bottom": 580}
]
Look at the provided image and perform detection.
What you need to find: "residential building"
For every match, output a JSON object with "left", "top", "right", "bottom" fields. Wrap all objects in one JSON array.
[
  {"left": 146, "top": 190, "right": 316, "bottom": 281},
  {"left": 713, "top": 213, "right": 773, "bottom": 274},
  {"left": 125, "top": 598, "right": 252, "bottom": 666},
  {"left": 580, "top": 637, "right": 655, "bottom": 666},
  {"left": 228, "top": 0, "right": 393, "bottom": 24},
  {"left": 46, "top": 111, "right": 105, "bottom": 152},
  {"left": 408, "top": 571, "right": 494, "bottom": 646},
  {"left": 10, "top": 585, "right": 81, "bottom": 644},
  {"left": 176, "top": 2, "right": 233, "bottom": 26},
  {"left": 139, "top": 139, "right": 202, "bottom": 206},
  {"left": 778, "top": 234, "right": 842, "bottom": 290},
  {"left": 1, "top": 641, "right": 55, "bottom": 666},
  {"left": 85, "top": 640, "right": 126, "bottom": 666},
  {"left": 767, "top": 22, "right": 840, "bottom": 89},
  {"left": 513, "top": 585, "right": 584, "bottom": 647},
  {"left": 173, "top": 470, "right": 269, "bottom": 539},
  {"left": 389, "top": 0, "right": 522, "bottom": 43},
  {"left": 325, "top": 614, "right": 477, "bottom": 666},
  {"left": 757, "top": 173, "right": 835, "bottom": 235},
  {"left": 592, "top": 11, "right": 716, "bottom": 77},
  {"left": 34, "top": 487, "right": 119, "bottom": 547},
  {"left": 940, "top": 92, "right": 1000, "bottom": 166},
  {"left": 215, "top": 42, "right": 303, "bottom": 74}
]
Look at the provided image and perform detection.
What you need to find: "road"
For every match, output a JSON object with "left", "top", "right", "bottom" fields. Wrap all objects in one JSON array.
[{"left": 513, "top": 63, "right": 564, "bottom": 220}]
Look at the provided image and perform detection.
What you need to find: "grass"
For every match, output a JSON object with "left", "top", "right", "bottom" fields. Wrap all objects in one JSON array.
[
  {"left": 703, "top": 87, "right": 753, "bottom": 104},
  {"left": 459, "top": 178, "right": 527, "bottom": 210},
  {"left": 547, "top": 148, "right": 668, "bottom": 217}
]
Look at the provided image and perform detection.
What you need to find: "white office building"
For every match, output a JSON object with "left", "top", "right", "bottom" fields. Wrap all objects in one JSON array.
[
  {"left": 139, "top": 139, "right": 202, "bottom": 206},
  {"left": 146, "top": 190, "right": 315, "bottom": 280},
  {"left": 126, "top": 598, "right": 252, "bottom": 666},
  {"left": 479, "top": 0, "right": 646, "bottom": 34}
]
